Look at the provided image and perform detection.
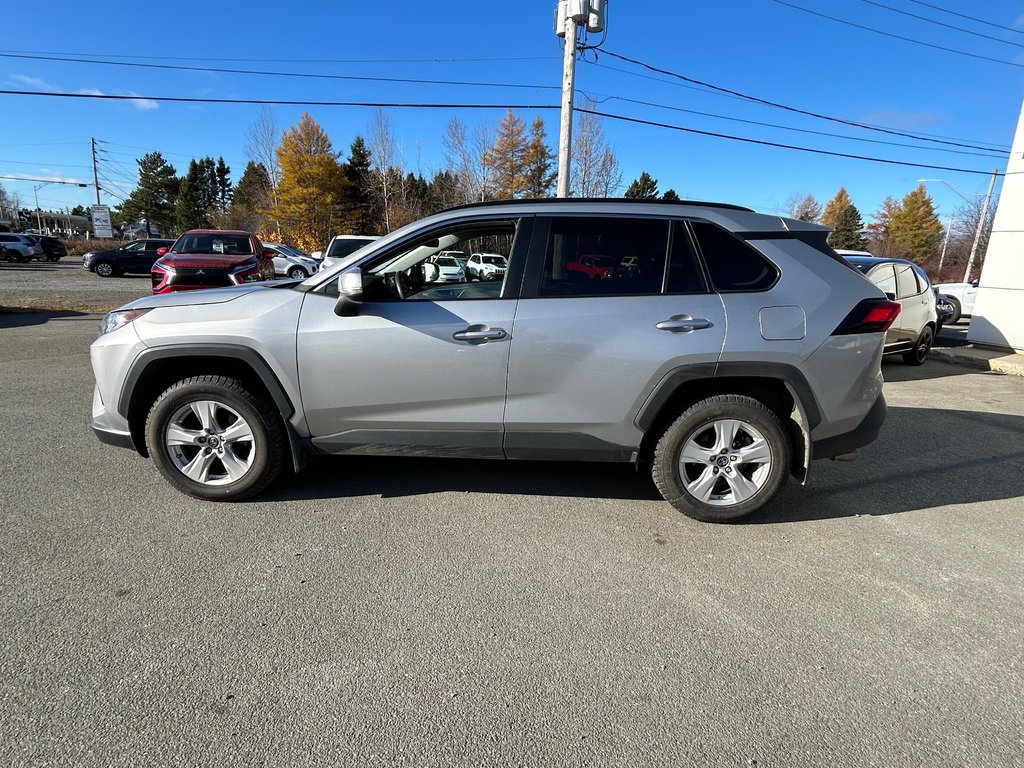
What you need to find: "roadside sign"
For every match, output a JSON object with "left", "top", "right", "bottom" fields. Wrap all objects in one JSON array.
[{"left": 91, "top": 205, "right": 113, "bottom": 238}]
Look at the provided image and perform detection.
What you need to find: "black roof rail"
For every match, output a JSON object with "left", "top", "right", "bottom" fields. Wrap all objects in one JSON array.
[{"left": 444, "top": 197, "right": 755, "bottom": 213}]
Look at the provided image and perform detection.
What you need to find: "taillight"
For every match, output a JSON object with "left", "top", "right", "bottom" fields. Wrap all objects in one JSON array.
[{"left": 833, "top": 299, "right": 901, "bottom": 335}]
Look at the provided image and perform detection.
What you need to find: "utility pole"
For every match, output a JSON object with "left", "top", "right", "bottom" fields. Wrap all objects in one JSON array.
[
  {"left": 937, "top": 214, "right": 953, "bottom": 276},
  {"left": 91, "top": 137, "right": 101, "bottom": 205},
  {"left": 963, "top": 168, "right": 998, "bottom": 283},
  {"left": 554, "top": 1, "right": 605, "bottom": 198}
]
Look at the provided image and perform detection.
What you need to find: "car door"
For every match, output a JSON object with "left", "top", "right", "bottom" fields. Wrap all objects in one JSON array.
[
  {"left": 503, "top": 216, "right": 726, "bottom": 460},
  {"left": 116, "top": 241, "right": 146, "bottom": 271},
  {"left": 895, "top": 262, "right": 930, "bottom": 343},
  {"left": 864, "top": 264, "right": 904, "bottom": 346},
  {"left": 296, "top": 217, "right": 530, "bottom": 458},
  {"left": 138, "top": 241, "right": 165, "bottom": 271}
]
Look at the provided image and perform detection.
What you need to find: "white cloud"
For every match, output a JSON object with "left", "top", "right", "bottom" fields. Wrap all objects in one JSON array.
[
  {"left": 857, "top": 108, "right": 942, "bottom": 131},
  {"left": 10, "top": 75, "right": 60, "bottom": 92},
  {"left": 124, "top": 91, "right": 159, "bottom": 111},
  {"left": 78, "top": 87, "right": 105, "bottom": 96}
]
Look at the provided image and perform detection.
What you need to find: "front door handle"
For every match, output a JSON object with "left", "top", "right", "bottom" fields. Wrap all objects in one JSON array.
[
  {"left": 453, "top": 325, "right": 507, "bottom": 342},
  {"left": 656, "top": 315, "right": 713, "bottom": 333}
]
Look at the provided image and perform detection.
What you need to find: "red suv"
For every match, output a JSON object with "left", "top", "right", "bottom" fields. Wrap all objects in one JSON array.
[{"left": 151, "top": 230, "right": 275, "bottom": 294}]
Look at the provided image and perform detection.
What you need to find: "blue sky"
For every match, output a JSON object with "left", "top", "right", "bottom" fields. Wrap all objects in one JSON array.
[{"left": 2, "top": 0, "right": 1022, "bottom": 224}]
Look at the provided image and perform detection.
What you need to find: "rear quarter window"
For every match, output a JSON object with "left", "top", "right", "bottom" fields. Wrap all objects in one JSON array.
[{"left": 690, "top": 220, "right": 778, "bottom": 292}]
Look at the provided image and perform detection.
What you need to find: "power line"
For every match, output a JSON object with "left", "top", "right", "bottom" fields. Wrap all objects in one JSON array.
[
  {"left": 578, "top": 108, "right": 1002, "bottom": 177},
  {"left": 859, "top": 0, "right": 1024, "bottom": 48},
  {"left": 768, "top": 0, "right": 1024, "bottom": 68},
  {"left": 0, "top": 48, "right": 558, "bottom": 65},
  {"left": 580, "top": 93, "right": 1006, "bottom": 159},
  {"left": 0, "top": 175, "right": 89, "bottom": 184},
  {"left": 593, "top": 48, "right": 1010, "bottom": 151},
  {"left": 0, "top": 52, "right": 560, "bottom": 92},
  {"left": 905, "top": 0, "right": 1024, "bottom": 34},
  {"left": 0, "top": 89, "right": 560, "bottom": 111},
  {"left": 0, "top": 158, "right": 94, "bottom": 169}
]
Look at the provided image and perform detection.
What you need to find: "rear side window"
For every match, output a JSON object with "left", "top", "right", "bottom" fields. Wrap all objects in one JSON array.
[
  {"left": 667, "top": 222, "right": 708, "bottom": 294},
  {"left": 540, "top": 216, "right": 669, "bottom": 297},
  {"left": 896, "top": 264, "right": 920, "bottom": 298},
  {"left": 690, "top": 220, "right": 778, "bottom": 292},
  {"left": 868, "top": 265, "right": 897, "bottom": 295}
]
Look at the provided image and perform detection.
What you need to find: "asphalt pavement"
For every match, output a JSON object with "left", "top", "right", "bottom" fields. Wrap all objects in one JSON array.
[
  {"left": 0, "top": 260, "right": 152, "bottom": 313},
  {"left": 0, "top": 312, "right": 1022, "bottom": 767}
]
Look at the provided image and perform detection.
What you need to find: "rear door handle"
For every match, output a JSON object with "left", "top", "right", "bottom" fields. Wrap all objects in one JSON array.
[
  {"left": 656, "top": 315, "right": 713, "bottom": 333},
  {"left": 453, "top": 325, "right": 507, "bottom": 342}
]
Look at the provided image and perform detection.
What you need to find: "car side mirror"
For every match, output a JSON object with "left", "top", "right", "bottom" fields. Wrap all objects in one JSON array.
[
  {"left": 884, "top": 292, "right": 897, "bottom": 301},
  {"left": 421, "top": 262, "right": 441, "bottom": 283},
  {"left": 971, "top": 279, "right": 979, "bottom": 288},
  {"left": 156, "top": 247, "right": 167, "bottom": 256},
  {"left": 334, "top": 268, "right": 364, "bottom": 317},
  {"left": 311, "top": 251, "right": 323, "bottom": 260},
  {"left": 263, "top": 249, "right": 276, "bottom": 259}
]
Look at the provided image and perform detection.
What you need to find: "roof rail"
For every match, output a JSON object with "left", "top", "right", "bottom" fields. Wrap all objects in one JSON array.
[{"left": 444, "top": 197, "right": 755, "bottom": 213}]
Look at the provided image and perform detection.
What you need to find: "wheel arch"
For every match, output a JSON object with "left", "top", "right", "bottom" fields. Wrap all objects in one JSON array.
[
  {"left": 635, "top": 363, "right": 819, "bottom": 482},
  {"left": 119, "top": 345, "right": 304, "bottom": 469}
]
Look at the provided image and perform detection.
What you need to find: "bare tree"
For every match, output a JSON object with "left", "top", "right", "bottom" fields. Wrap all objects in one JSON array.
[
  {"left": 367, "top": 108, "right": 400, "bottom": 232},
  {"left": 244, "top": 106, "right": 280, "bottom": 188},
  {"left": 442, "top": 117, "right": 495, "bottom": 203},
  {"left": 785, "top": 193, "right": 823, "bottom": 222},
  {"left": 571, "top": 103, "right": 621, "bottom": 197}
]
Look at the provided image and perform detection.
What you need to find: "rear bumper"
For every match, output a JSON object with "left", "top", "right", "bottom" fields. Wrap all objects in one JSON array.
[
  {"left": 812, "top": 393, "right": 886, "bottom": 460},
  {"left": 91, "top": 421, "right": 136, "bottom": 451}
]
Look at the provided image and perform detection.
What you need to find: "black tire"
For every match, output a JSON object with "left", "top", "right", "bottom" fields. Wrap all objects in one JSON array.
[
  {"left": 145, "top": 375, "right": 287, "bottom": 501},
  {"left": 47, "top": 255, "right": 60, "bottom": 262},
  {"left": 287, "top": 266, "right": 308, "bottom": 279},
  {"left": 651, "top": 394, "right": 791, "bottom": 523},
  {"left": 947, "top": 296, "right": 962, "bottom": 325},
  {"left": 93, "top": 260, "right": 116, "bottom": 278},
  {"left": 902, "top": 325, "right": 934, "bottom": 366}
]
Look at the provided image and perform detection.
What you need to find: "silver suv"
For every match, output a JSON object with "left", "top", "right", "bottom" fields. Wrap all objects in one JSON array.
[{"left": 90, "top": 199, "right": 897, "bottom": 522}]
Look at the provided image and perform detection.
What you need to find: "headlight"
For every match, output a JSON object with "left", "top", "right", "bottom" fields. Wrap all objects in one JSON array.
[{"left": 99, "top": 308, "right": 152, "bottom": 336}]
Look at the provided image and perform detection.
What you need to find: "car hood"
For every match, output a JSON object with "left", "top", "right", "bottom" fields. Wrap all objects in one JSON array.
[
  {"left": 159, "top": 253, "right": 257, "bottom": 268},
  {"left": 119, "top": 283, "right": 269, "bottom": 310}
]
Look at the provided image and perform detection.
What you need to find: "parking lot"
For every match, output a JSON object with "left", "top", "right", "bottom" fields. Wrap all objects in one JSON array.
[{"left": 1, "top": 267, "right": 1022, "bottom": 767}]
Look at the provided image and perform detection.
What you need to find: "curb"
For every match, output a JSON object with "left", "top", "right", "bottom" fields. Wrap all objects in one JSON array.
[{"left": 931, "top": 346, "right": 1024, "bottom": 377}]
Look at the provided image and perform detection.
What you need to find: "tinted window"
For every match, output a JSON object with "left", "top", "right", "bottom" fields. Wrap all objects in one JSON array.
[
  {"left": 896, "top": 264, "right": 920, "bottom": 298},
  {"left": 540, "top": 217, "right": 668, "bottom": 297},
  {"left": 869, "top": 265, "right": 897, "bottom": 295},
  {"left": 327, "top": 237, "right": 375, "bottom": 259},
  {"left": 667, "top": 222, "right": 708, "bottom": 294},
  {"left": 0, "top": 235, "right": 13, "bottom": 242},
  {"left": 171, "top": 233, "right": 253, "bottom": 255},
  {"left": 690, "top": 220, "right": 777, "bottom": 292}
]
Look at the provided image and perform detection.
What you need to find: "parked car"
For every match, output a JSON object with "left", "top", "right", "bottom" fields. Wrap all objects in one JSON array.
[
  {"left": 466, "top": 252, "right": 508, "bottom": 281},
  {"left": 83, "top": 239, "right": 174, "bottom": 277},
  {"left": 0, "top": 233, "right": 43, "bottom": 262},
  {"left": 932, "top": 279, "right": 978, "bottom": 324},
  {"left": 150, "top": 230, "right": 274, "bottom": 294},
  {"left": 90, "top": 198, "right": 897, "bottom": 522},
  {"left": 935, "top": 290, "right": 955, "bottom": 335},
  {"left": 430, "top": 254, "right": 466, "bottom": 283},
  {"left": 314, "top": 234, "right": 379, "bottom": 271},
  {"left": 839, "top": 251, "right": 937, "bottom": 365},
  {"left": 23, "top": 234, "right": 67, "bottom": 261},
  {"left": 262, "top": 243, "right": 320, "bottom": 279},
  {"left": 567, "top": 254, "right": 616, "bottom": 280},
  {"left": 439, "top": 250, "right": 468, "bottom": 270}
]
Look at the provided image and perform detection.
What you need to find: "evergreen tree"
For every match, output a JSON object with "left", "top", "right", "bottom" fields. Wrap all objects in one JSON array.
[
  {"left": 888, "top": 184, "right": 943, "bottom": 264},
  {"left": 270, "top": 112, "right": 350, "bottom": 251},
  {"left": 215, "top": 157, "right": 232, "bottom": 212},
  {"left": 344, "top": 135, "right": 374, "bottom": 233},
  {"left": 828, "top": 204, "right": 867, "bottom": 250},
  {"left": 426, "top": 170, "right": 462, "bottom": 212},
  {"left": 820, "top": 187, "right": 852, "bottom": 228},
  {"left": 70, "top": 204, "right": 88, "bottom": 217},
  {"left": 521, "top": 117, "right": 555, "bottom": 198},
  {"left": 229, "top": 161, "right": 272, "bottom": 233},
  {"left": 866, "top": 196, "right": 902, "bottom": 257},
  {"left": 482, "top": 108, "right": 528, "bottom": 200},
  {"left": 624, "top": 171, "right": 659, "bottom": 199},
  {"left": 662, "top": 189, "right": 680, "bottom": 201},
  {"left": 117, "top": 152, "right": 178, "bottom": 236},
  {"left": 174, "top": 160, "right": 210, "bottom": 231}
]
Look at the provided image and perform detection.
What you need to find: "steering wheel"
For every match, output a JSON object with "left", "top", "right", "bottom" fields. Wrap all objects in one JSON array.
[{"left": 387, "top": 269, "right": 416, "bottom": 299}]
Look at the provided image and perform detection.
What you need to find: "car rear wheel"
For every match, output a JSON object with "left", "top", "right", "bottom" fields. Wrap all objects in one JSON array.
[
  {"left": 902, "top": 325, "right": 934, "bottom": 366},
  {"left": 652, "top": 395, "right": 790, "bottom": 523},
  {"left": 94, "top": 261, "right": 116, "bottom": 277},
  {"left": 287, "top": 266, "right": 308, "bottom": 279},
  {"left": 947, "top": 296, "right": 962, "bottom": 325},
  {"left": 145, "top": 375, "right": 287, "bottom": 500}
]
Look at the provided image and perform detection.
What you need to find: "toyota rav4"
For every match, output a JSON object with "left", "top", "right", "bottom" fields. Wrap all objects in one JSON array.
[{"left": 90, "top": 199, "right": 897, "bottom": 522}]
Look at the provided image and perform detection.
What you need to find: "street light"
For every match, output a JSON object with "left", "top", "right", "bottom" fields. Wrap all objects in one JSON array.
[
  {"left": 30, "top": 180, "right": 88, "bottom": 234},
  {"left": 919, "top": 170, "right": 999, "bottom": 283}
]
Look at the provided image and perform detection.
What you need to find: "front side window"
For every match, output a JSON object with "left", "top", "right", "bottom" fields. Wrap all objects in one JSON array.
[
  {"left": 540, "top": 217, "right": 669, "bottom": 297},
  {"left": 360, "top": 222, "right": 516, "bottom": 302},
  {"left": 122, "top": 242, "right": 145, "bottom": 252},
  {"left": 691, "top": 220, "right": 778, "bottom": 292}
]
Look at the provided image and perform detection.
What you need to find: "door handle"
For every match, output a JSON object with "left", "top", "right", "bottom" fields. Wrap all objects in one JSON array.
[
  {"left": 453, "top": 325, "right": 507, "bottom": 342},
  {"left": 656, "top": 315, "right": 713, "bottom": 333}
]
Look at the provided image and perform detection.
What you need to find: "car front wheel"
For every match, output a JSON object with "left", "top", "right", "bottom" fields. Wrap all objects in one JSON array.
[
  {"left": 145, "top": 375, "right": 287, "bottom": 500},
  {"left": 287, "top": 266, "right": 308, "bottom": 279},
  {"left": 94, "top": 261, "right": 116, "bottom": 277},
  {"left": 652, "top": 394, "right": 791, "bottom": 523}
]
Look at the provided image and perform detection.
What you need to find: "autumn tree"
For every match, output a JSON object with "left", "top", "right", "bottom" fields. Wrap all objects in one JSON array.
[
  {"left": 828, "top": 204, "right": 867, "bottom": 250},
  {"left": 787, "top": 193, "right": 822, "bottom": 222},
  {"left": 571, "top": 102, "right": 621, "bottom": 197},
  {"left": 482, "top": 109, "right": 528, "bottom": 200},
  {"left": 270, "top": 112, "right": 350, "bottom": 251},
  {"left": 117, "top": 152, "right": 178, "bottom": 236},
  {"left": 522, "top": 117, "right": 556, "bottom": 198},
  {"left": 624, "top": 171, "right": 659, "bottom": 199},
  {"left": 866, "top": 196, "right": 902, "bottom": 257},
  {"left": 820, "top": 187, "right": 852, "bottom": 228},
  {"left": 888, "top": 184, "right": 943, "bottom": 264}
]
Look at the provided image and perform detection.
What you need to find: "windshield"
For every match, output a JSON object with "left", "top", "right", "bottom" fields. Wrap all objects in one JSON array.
[
  {"left": 172, "top": 233, "right": 253, "bottom": 255},
  {"left": 436, "top": 256, "right": 458, "bottom": 267},
  {"left": 327, "top": 238, "right": 375, "bottom": 258},
  {"left": 483, "top": 255, "right": 507, "bottom": 265}
]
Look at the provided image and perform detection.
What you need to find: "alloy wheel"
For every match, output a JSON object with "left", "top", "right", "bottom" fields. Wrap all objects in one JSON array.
[
  {"left": 164, "top": 400, "right": 255, "bottom": 486},
  {"left": 678, "top": 418, "right": 773, "bottom": 507}
]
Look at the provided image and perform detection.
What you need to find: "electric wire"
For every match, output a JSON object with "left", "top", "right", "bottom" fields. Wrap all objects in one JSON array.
[
  {"left": 859, "top": 0, "right": 1024, "bottom": 48},
  {"left": 904, "top": 0, "right": 1024, "bottom": 34},
  {"left": 0, "top": 48, "right": 558, "bottom": 64},
  {"left": 768, "top": 0, "right": 1024, "bottom": 68}
]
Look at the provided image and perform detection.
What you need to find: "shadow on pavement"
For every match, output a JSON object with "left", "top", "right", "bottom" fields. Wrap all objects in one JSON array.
[
  {"left": 265, "top": 406, "right": 1024, "bottom": 522},
  {"left": 0, "top": 309, "right": 93, "bottom": 328}
]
